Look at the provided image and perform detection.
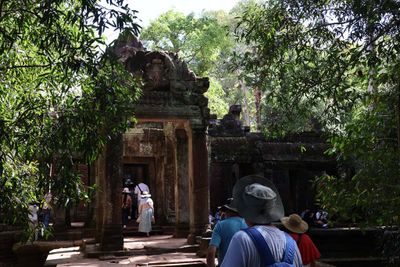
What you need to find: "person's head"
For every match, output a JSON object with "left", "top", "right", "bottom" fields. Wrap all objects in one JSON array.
[
  {"left": 280, "top": 213, "right": 309, "bottom": 234},
  {"left": 218, "top": 198, "right": 240, "bottom": 218},
  {"left": 232, "top": 175, "right": 284, "bottom": 226}
]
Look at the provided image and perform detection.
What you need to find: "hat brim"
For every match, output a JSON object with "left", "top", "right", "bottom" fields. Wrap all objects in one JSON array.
[
  {"left": 232, "top": 175, "right": 284, "bottom": 224},
  {"left": 220, "top": 204, "right": 238, "bottom": 213},
  {"left": 281, "top": 216, "right": 308, "bottom": 233}
]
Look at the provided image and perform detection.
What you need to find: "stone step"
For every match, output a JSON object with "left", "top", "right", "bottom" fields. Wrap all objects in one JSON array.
[
  {"left": 82, "top": 241, "right": 199, "bottom": 258},
  {"left": 123, "top": 225, "right": 164, "bottom": 236}
]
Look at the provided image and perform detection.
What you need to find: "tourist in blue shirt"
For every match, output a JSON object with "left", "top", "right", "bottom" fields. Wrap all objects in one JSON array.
[{"left": 207, "top": 199, "right": 248, "bottom": 267}]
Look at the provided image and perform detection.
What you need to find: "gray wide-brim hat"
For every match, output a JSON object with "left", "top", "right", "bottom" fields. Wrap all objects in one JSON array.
[{"left": 232, "top": 175, "right": 284, "bottom": 224}]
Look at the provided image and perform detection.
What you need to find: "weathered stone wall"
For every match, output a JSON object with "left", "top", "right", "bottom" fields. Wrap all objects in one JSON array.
[{"left": 208, "top": 108, "right": 336, "bottom": 215}]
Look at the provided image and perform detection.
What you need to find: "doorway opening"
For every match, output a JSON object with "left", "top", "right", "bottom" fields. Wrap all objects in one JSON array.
[{"left": 123, "top": 164, "right": 149, "bottom": 191}]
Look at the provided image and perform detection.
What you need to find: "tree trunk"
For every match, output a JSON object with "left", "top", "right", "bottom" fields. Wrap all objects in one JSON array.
[
  {"left": 254, "top": 87, "right": 262, "bottom": 132},
  {"left": 397, "top": 86, "right": 400, "bottom": 150},
  {"left": 239, "top": 79, "right": 250, "bottom": 127}
]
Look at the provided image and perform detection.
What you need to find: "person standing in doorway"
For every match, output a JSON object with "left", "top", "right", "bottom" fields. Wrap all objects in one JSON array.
[
  {"left": 137, "top": 191, "right": 154, "bottom": 237},
  {"left": 134, "top": 182, "right": 149, "bottom": 215},
  {"left": 122, "top": 187, "right": 132, "bottom": 229}
]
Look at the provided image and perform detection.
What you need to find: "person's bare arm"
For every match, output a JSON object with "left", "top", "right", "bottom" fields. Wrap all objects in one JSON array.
[
  {"left": 138, "top": 203, "right": 143, "bottom": 215},
  {"left": 206, "top": 245, "right": 217, "bottom": 267}
]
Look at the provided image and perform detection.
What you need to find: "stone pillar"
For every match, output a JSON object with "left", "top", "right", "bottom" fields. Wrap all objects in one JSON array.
[
  {"left": 174, "top": 129, "right": 190, "bottom": 237},
  {"left": 187, "top": 128, "right": 209, "bottom": 244},
  {"left": 96, "top": 133, "right": 124, "bottom": 251},
  {"left": 164, "top": 123, "right": 177, "bottom": 224},
  {"left": 84, "top": 164, "right": 96, "bottom": 228}
]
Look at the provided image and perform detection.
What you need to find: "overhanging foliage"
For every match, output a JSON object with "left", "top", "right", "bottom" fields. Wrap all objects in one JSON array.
[
  {"left": 235, "top": 0, "right": 400, "bottom": 228},
  {"left": 0, "top": 0, "right": 141, "bottom": 237}
]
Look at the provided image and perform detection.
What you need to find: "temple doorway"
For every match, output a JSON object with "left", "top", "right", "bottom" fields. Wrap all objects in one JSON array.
[{"left": 123, "top": 164, "right": 149, "bottom": 190}]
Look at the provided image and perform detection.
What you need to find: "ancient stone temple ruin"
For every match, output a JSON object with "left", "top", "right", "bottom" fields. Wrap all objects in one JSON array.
[
  {"left": 0, "top": 34, "right": 391, "bottom": 267},
  {"left": 75, "top": 33, "right": 337, "bottom": 252},
  {"left": 94, "top": 35, "right": 211, "bottom": 250},
  {"left": 208, "top": 105, "right": 336, "bottom": 215}
]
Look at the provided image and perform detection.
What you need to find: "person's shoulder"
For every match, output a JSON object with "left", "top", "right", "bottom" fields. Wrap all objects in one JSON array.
[
  {"left": 219, "top": 217, "right": 240, "bottom": 226},
  {"left": 230, "top": 216, "right": 247, "bottom": 226},
  {"left": 231, "top": 229, "right": 248, "bottom": 240},
  {"left": 257, "top": 225, "right": 284, "bottom": 234},
  {"left": 231, "top": 216, "right": 245, "bottom": 221},
  {"left": 288, "top": 232, "right": 298, "bottom": 239},
  {"left": 301, "top": 233, "right": 313, "bottom": 242},
  {"left": 257, "top": 225, "right": 287, "bottom": 240}
]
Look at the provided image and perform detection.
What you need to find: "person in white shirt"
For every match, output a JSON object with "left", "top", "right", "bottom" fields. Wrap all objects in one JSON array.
[
  {"left": 134, "top": 182, "right": 150, "bottom": 214},
  {"left": 221, "top": 175, "right": 303, "bottom": 267}
]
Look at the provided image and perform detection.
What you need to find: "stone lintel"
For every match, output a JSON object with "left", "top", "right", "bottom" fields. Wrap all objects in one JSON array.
[{"left": 134, "top": 105, "right": 202, "bottom": 119}]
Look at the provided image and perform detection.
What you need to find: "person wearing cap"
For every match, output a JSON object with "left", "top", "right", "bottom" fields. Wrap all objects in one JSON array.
[
  {"left": 281, "top": 214, "right": 321, "bottom": 267},
  {"left": 207, "top": 198, "right": 248, "bottom": 267},
  {"left": 122, "top": 187, "right": 132, "bottom": 229},
  {"left": 221, "top": 175, "right": 303, "bottom": 267},
  {"left": 137, "top": 191, "right": 154, "bottom": 237}
]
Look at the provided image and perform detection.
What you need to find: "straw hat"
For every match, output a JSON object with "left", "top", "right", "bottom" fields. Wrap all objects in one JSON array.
[
  {"left": 281, "top": 213, "right": 309, "bottom": 234},
  {"left": 122, "top": 187, "right": 130, "bottom": 193},
  {"left": 232, "top": 175, "right": 284, "bottom": 224}
]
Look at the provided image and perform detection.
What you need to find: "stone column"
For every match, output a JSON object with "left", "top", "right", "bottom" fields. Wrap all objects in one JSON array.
[
  {"left": 96, "top": 133, "right": 124, "bottom": 251},
  {"left": 187, "top": 127, "right": 209, "bottom": 244},
  {"left": 174, "top": 129, "right": 190, "bottom": 237}
]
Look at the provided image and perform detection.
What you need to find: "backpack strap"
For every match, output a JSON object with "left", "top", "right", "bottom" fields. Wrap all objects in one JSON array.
[
  {"left": 243, "top": 227, "right": 275, "bottom": 266},
  {"left": 282, "top": 233, "right": 296, "bottom": 264},
  {"left": 243, "top": 228, "right": 296, "bottom": 266},
  {"left": 137, "top": 184, "right": 143, "bottom": 194}
]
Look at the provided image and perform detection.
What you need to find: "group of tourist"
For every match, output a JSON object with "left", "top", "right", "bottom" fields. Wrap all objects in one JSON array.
[
  {"left": 207, "top": 175, "right": 321, "bottom": 267},
  {"left": 121, "top": 182, "right": 154, "bottom": 236}
]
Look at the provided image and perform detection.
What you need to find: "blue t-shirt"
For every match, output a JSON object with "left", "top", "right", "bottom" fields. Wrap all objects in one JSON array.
[{"left": 209, "top": 216, "right": 248, "bottom": 265}]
